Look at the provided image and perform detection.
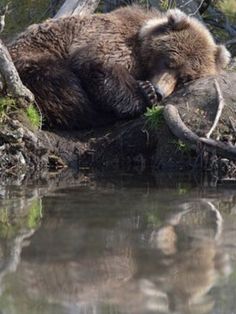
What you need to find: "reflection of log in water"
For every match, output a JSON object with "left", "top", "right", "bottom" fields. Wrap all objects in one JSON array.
[
  {"left": 0, "top": 229, "right": 35, "bottom": 294},
  {"left": 0, "top": 192, "right": 42, "bottom": 294},
  {"left": 145, "top": 201, "right": 230, "bottom": 314},
  {"left": 1, "top": 196, "right": 231, "bottom": 314}
]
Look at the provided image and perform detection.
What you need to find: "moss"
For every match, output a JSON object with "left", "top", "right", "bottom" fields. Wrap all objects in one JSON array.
[
  {"left": 0, "top": 97, "right": 17, "bottom": 123},
  {"left": 145, "top": 105, "right": 164, "bottom": 130},
  {"left": 0, "top": 96, "right": 41, "bottom": 129},
  {"left": 26, "top": 104, "right": 41, "bottom": 129}
]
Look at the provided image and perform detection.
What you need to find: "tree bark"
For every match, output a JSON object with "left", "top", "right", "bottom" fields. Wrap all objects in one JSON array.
[
  {"left": 0, "top": 39, "right": 34, "bottom": 101},
  {"left": 54, "top": 0, "right": 100, "bottom": 18}
]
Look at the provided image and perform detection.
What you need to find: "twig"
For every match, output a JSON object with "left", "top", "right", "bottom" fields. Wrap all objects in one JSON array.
[
  {"left": 201, "top": 200, "right": 223, "bottom": 240},
  {"left": 189, "top": 0, "right": 205, "bottom": 16},
  {"left": 179, "top": 0, "right": 195, "bottom": 9},
  {"left": 206, "top": 80, "right": 224, "bottom": 139}
]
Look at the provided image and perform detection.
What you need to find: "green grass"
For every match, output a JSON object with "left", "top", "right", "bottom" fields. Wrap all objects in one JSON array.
[
  {"left": 145, "top": 105, "right": 164, "bottom": 130},
  {"left": 26, "top": 104, "right": 41, "bottom": 129}
]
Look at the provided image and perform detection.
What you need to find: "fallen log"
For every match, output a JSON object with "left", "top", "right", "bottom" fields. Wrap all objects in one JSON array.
[
  {"left": 31, "top": 72, "right": 236, "bottom": 172},
  {"left": 1, "top": 72, "right": 236, "bottom": 176}
]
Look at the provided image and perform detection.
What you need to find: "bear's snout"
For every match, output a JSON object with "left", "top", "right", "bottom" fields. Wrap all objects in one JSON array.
[{"left": 150, "top": 70, "right": 177, "bottom": 100}]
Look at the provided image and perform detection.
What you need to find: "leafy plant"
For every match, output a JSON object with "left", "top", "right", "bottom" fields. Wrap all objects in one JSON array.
[{"left": 145, "top": 105, "right": 164, "bottom": 130}]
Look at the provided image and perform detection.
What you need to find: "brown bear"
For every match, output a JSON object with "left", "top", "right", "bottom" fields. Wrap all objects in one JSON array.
[{"left": 8, "top": 5, "right": 230, "bottom": 129}]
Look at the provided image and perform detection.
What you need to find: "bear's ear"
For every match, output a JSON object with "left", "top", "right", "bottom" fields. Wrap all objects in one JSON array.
[
  {"left": 139, "top": 17, "right": 167, "bottom": 38},
  {"left": 215, "top": 45, "right": 231, "bottom": 69},
  {"left": 167, "top": 9, "right": 190, "bottom": 30}
]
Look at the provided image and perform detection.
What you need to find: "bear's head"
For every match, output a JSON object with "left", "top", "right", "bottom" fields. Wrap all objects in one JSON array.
[{"left": 139, "top": 9, "right": 231, "bottom": 100}]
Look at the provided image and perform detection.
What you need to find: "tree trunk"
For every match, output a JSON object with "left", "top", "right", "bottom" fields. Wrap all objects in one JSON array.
[
  {"left": 54, "top": 0, "right": 100, "bottom": 18},
  {"left": 0, "top": 39, "right": 34, "bottom": 101}
]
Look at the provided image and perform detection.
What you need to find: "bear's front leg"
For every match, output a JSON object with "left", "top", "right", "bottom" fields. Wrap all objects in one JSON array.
[{"left": 78, "top": 63, "right": 158, "bottom": 119}]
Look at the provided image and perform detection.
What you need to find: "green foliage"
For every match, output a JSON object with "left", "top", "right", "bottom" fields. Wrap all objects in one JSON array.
[
  {"left": 145, "top": 105, "right": 164, "bottom": 130},
  {"left": 26, "top": 104, "right": 41, "bottom": 129},
  {"left": 0, "top": 97, "right": 17, "bottom": 123},
  {"left": 170, "top": 139, "right": 191, "bottom": 153}
]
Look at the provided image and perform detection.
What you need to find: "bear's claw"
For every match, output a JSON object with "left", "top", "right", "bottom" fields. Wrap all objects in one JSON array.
[{"left": 138, "top": 80, "right": 158, "bottom": 106}]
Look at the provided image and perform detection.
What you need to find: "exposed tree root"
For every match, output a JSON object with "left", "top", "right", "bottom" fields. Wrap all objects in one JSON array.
[{"left": 164, "top": 103, "right": 236, "bottom": 161}]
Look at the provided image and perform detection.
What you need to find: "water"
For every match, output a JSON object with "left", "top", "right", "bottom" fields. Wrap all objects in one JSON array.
[{"left": 0, "top": 172, "right": 236, "bottom": 314}]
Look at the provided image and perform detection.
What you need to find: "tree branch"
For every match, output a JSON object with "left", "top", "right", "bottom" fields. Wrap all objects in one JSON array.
[{"left": 206, "top": 80, "right": 225, "bottom": 139}]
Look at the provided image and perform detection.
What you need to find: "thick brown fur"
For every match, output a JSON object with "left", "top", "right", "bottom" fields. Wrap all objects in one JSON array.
[{"left": 8, "top": 5, "right": 230, "bottom": 129}]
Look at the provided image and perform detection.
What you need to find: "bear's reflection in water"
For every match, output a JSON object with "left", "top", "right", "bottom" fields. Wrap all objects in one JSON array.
[{"left": 0, "top": 191, "right": 233, "bottom": 314}]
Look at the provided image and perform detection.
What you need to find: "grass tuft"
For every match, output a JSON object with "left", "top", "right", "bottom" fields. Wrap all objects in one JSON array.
[
  {"left": 145, "top": 105, "right": 164, "bottom": 130},
  {"left": 0, "top": 97, "right": 17, "bottom": 123},
  {"left": 26, "top": 104, "right": 41, "bottom": 129}
]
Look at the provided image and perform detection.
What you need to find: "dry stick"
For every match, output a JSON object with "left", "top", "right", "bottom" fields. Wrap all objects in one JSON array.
[
  {"left": 164, "top": 104, "right": 236, "bottom": 161},
  {"left": 189, "top": 0, "right": 205, "bottom": 16},
  {"left": 206, "top": 80, "right": 224, "bottom": 139}
]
